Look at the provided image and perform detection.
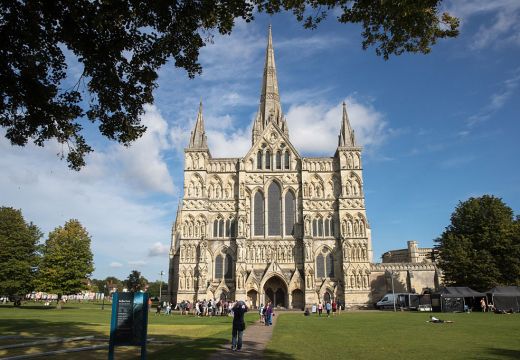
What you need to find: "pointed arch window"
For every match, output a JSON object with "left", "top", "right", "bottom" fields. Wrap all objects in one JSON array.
[
  {"left": 254, "top": 191, "right": 265, "bottom": 236},
  {"left": 218, "top": 219, "right": 224, "bottom": 237},
  {"left": 265, "top": 150, "right": 271, "bottom": 169},
  {"left": 316, "top": 253, "right": 325, "bottom": 278},
  {"left": 325, "top": 218, "right": 330, "bottom": 237},
  {"left": 215, "top": 255, "right": 223, "bottom": 279},
  {"left": 326, "top": 253, "right": 334, "bottom": 277},
  {"left": 268, "top": 182, "right": 281, "bottom": 236},
  {"left": 225, "top": 219, "right": 230, "bottom": 237},
  {"left": 276, "top": 151, "right": 282, "bottom": 169},
  {"left": 318, "top": 218, "right": 324, "bottom": 237},
  {"left": 213, "top": 220, "right": 218, "bottom": 238},
  {"left": 284, "top": 151, "right": 290, "bottom": 170},
  {"left": 225, "top": 254, "right": 233, "bottom": 279},
  {"left": 257, "top": 151, "right": 263, "bottom": 169},
  {"left": 312, "top": 219, "right": 318, "bottom": 237},
  {"left": 284, "top": 191, "right": 295, "bottom": 236}
]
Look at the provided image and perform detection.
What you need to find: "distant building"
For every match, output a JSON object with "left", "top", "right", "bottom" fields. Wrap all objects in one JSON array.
[{"left": 168, "top": 27, "right": 439, "bottom": 308}]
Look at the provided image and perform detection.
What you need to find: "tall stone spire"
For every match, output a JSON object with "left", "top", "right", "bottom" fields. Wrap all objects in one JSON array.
[
  {"left": 338, "top": 101, "right": 356, "bottom": 147},
  {"left": 252, "top": 25, "right": 286, "bottom": 144},
  {"left": 188, "top": 101, "right": 208, "bottom": 149}
]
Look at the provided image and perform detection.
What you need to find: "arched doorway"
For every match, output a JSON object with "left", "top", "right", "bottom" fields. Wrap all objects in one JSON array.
[
  {"left": 263, "top": 276, "right": 287, "bottom": 308},
  {"left": 323, "top": 291, "right": 332, "bottom": 304},
  {"left": 291, "top": 289, "right": 304, "bottom": 310},
  {"left": 247, "top": 290, "right": 258, "bottom": 308}
]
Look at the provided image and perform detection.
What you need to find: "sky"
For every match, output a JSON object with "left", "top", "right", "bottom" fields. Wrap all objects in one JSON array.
[{"left": 1, "top": 1, "right": 520, "bottom": 282}]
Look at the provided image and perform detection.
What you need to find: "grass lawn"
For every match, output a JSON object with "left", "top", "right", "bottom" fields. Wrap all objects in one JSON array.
[
  {"left": 0, "top": 301, "right": 255, "bottom": 360},
  {"left": 265, "top": 311, "right": 520, "bottom": 360},
  {"left": 1, "top": 303, "right": 519, "bottom": 359}
]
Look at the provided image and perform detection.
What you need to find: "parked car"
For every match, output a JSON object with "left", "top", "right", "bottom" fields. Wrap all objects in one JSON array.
[{"left": 376, "top": 293, "right": 420, "bottom": 310}]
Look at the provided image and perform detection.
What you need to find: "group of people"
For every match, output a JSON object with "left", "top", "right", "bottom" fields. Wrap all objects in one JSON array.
[
  {"left": 258, "top": 302, "right": 274, "bottom": 325},
  {"left": 316, "top": 300, "right": 342, "bottom": 317}
]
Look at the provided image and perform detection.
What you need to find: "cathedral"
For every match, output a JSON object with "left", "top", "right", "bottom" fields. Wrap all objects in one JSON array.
[{"left": 168, "top": 27, "right": 438, "bottom": 309}]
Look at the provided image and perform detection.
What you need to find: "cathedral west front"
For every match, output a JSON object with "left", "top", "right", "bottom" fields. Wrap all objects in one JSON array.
[{"left": 168, "top": 27, "right": 439, "bottom": 309}]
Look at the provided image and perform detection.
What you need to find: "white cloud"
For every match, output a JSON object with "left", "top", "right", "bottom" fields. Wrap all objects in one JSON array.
[
  {"left": 148, "top": 242, "right": 170, "bottom": 257},
  {"left": 110, "top": 262, "right": 123, "bottom": 268},
  {"left": 286, "top": 96, "right": 388, "bottom": 156}
]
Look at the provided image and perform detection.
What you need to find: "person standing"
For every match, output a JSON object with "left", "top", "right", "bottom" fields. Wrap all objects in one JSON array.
[
  {"left": 265, "top": 302, "right": 273, "bottom": 326},
  {"left": 480, "top": 298, "right": 487, "bottom": 312},
  {"left": 231, "top": 300, "right": 248, "bottom": 351}
]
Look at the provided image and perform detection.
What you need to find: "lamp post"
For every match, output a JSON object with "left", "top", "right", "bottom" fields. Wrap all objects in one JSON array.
[
  {"left": 102, "top": 284, "right": 107, "bottom": 310},
  {"left": 159, "top": 271, "right": 164, "bottom": 302},
  {"left": 386, "top": 270, "right": 396, "bottom": 312}
]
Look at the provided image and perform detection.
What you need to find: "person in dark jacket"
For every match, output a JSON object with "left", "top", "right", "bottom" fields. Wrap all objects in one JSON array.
[{"left": 231, "top": 301, "right": 248, "bottom": 351}]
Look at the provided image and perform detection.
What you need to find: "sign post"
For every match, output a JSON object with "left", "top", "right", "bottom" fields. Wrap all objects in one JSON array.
[{"left": 108, "top": 292, "right": 149, "bottom": 360}]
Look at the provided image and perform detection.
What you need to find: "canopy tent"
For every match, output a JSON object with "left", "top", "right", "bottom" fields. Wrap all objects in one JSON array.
[
  {"left": 488, "top": 286, "right": 520, "bottom": 312},
  {"left": 431, "top": 287, "right": 486, "bottom": 312}
]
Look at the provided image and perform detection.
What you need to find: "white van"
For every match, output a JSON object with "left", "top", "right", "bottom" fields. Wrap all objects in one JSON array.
[{"left": 376, "top": 293, "right": 420, "bottom": 310}]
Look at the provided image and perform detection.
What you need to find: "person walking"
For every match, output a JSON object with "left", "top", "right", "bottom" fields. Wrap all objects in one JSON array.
[
  {"left": 231, "top": 300, "right": 248, "bottom": 351},
  {"left": 265, "top": 302, "right": 273, "bottom": 326},
  {"left": 332, "top": 300, "right": 337, "bottom": 316},
  {"left": 325, "top": 301, "right": 331, "bottom": 317},
  {"left": 480, "top": 298, "right": 487, "bottom": 312},
  {"left": 318, "top": 302, "right": 323, "bottom": 316}
]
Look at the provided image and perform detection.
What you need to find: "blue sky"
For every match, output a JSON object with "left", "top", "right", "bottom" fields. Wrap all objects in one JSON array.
[{"left": 1, "top": 1, "right": 519, "bottom": 282}]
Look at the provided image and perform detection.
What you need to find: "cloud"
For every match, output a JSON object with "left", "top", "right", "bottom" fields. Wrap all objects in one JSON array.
[
  {"left": 286, "top": 96, "right": 389, "bottom": 156},
  {"left": 110, "top": 262, "right": 123, "bottom": 268},
  {"left": 148, "top": 242, "right": 170, "bottom": 257},
  {"left": 445, "top": 0, "right": 520, "bottom": 50}
]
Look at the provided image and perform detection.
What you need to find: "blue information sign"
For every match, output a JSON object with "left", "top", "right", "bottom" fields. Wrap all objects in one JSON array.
[{"left": 108, "top": 292, "right": 148, "bottom": 359}]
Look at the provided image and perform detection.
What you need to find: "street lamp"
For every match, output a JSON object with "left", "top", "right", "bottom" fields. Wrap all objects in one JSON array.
[
  {"left": 102, "top": 284, "right": 107, "bottom": 310},
  {"left": 386, "top": 270, "right": 397, "bottom": 312},
  {"left": 159, "top": 271, "right": 164, "bottom": 302}
]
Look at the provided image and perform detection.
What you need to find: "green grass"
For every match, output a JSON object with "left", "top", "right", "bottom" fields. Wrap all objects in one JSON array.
[
  {"left": 0, "top": 301, "right": 255, "bottom": 359},
  {"left": 1, "top": 303, "right": 519, "bottom": 359},
  {"left": 265, "top": 312, "right": 520, "bottom": 360}
]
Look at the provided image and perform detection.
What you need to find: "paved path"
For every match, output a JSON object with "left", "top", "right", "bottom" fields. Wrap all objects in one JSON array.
[{"left": 208, "top": 315, "right": 278, "bottom": 360}]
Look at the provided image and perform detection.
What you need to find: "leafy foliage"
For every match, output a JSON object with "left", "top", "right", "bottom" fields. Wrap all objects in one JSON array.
[
  {"left": 435, "top": 195, "right": 520, "bottom": 291},
  {"left": 0, "top": 207, "right": 42, "bottom": 299},
  {"left": 36, "top": 219, "right": 94, "bottom": 300},
  {"left": 125, "top": 270, "right": 148, "bottom": 292},
  {"left": 0, "top": 1, "right": 459, "bottom": 169}
]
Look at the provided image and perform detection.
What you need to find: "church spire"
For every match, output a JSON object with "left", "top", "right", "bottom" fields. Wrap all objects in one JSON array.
[
  {"left": 188, "top": 100, "right": 208, "bottom": 149},
  {"left": 252, "top": 25, "right": 284, "bottom": 144},
  {"left": 338, "top": 101, "right": 356, "bottom": 147}
]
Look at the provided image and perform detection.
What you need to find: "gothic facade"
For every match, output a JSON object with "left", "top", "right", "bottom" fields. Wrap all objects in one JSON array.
[{"left": 168, "top": 27, "right": 437, "bottom": 309}]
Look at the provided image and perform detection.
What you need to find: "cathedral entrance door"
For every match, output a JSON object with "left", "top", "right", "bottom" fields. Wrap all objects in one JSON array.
[
  {"left": 323, "top": 291, "right": 331, "bottom": 304},
  {"left": 263, "top": 276, "right": 287, "bottom": 308},
  {"left": 247, "top": 290, "right": 258, "bottom": 308}
]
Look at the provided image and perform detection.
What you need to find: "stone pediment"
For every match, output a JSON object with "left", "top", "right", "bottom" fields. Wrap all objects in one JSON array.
[{"left": 243, "top": 121, "right": 300, "bottom": 162}]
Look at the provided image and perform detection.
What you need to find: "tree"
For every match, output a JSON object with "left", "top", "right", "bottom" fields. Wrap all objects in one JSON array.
[
  {"left": 147, "top": 280, "right": 167, "bottom": 298},
  {"left": 0, "top": 1, "right": 459, "bottom": 170},
  {"left": 125, "top": 270, "right": 148, "bottom": 292},
  {"left": 0, "top": 207, "right": 42, "bottom": 305},
  {"left": 435, "top": 195, "right": 520, "bottom": 291},
  {"left": 36, "top": 219, "right": 94, "bottom": 307}
]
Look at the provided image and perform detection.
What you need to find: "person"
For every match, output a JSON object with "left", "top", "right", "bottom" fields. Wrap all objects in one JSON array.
[
  {"left": 259, "top": 303, "right": 265, "bottom": 323},
  {"left": 155, "top": 303, "right": 162, "bottom": 316},
  {"left": 332, "top": 300, "right": 337, "bottom": 316},
  {"left": 231, "top": 300, "right": 248, "bottom": 351},
  {"left": 265, "top": 302, "right": 273, "bottom": 326},
  {"left": 429, "top": 316, "right": 453, "bottom": 323},
  {"left": 318, "top": 302, "right": 323, "bottom": 316},
  {"left": 325, "top": 301, "right": 332, "bottom": 317},
  {"left": 480, "top": 298, "right": 487, "bottom": 312},
  {"left": 488, "top": 302, "right": 495, "bottom": 312}
]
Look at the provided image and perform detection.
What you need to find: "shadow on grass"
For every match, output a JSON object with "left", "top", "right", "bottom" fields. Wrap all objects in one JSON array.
[
  {"left": 263, "top": 348, "right": 296, "bottom": 360},
  {"left": 484, "top": 348, "right": 520, "bottom": 360}
]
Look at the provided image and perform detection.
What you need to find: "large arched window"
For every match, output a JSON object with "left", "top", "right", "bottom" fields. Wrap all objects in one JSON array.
[
  {"left": 225, "top": 254, "right": 233, "bottom": 279},
  {"left": 257, "top": 151, "right": 262, "bottom": 170},
  {"left": 316, "top": 253, "right": 325, "bottom": 278},
  {"left": 284, "top": 151, "right": 290, "bottom": 169},
  {"left": 215, "top": 255, "right": 223, "bottom": 279},
  {"left": 284, "top": 191, "right": 295, "bottom": 236},
  {"left": 265, "top": 150, "right": 271, "bottom": 169},
  {"left": 276, "top": 151, "right": 282, "bottom": 169},
  {"left": 268, "top": 182, "right": 281, "bottom": 236},
  {"left": 254, "top": 191, "right": 264, "bottom": 236},
  {"left": 326, "top": 253, "right": 334, "bottom": 277}
]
